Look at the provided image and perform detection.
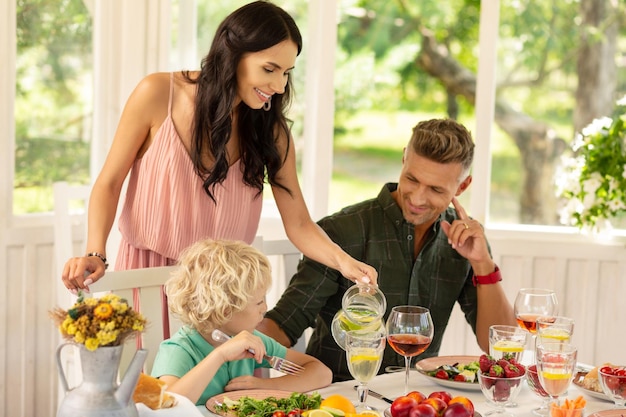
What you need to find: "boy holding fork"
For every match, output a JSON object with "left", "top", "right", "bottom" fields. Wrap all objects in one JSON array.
[{"left": 150, "top": 238, "right": 332, "bottom": 406}]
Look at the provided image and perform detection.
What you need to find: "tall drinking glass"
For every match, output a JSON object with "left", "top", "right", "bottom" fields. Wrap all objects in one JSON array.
[
  {"left": 535, "top": 342, "right": 577, "bottom": 406},
  {"left": 536, "top": 316, "right": 574, "bottom": 348},
  {"left": 385, "top": 305, "right": 433, "bottom": 394},
  {"left": 489, "top": 325, "right": 529, "bottom": 362},
  {"left": 346, "top": 329, "right": 386, "bottom": 412}
]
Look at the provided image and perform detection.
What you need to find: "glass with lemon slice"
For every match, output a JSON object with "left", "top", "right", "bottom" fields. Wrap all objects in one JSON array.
[
  {"left": 536, "top": 316, "right": 574, "bottom": 348},
  {"left": 489, "top": 325, "right": 529, "bottom": 362},
  {"left": 345, "top": 329, "right": 386, "bottom": 413},
  {"left": 535, "top": 342, "right": 577, "bottom": 406}
]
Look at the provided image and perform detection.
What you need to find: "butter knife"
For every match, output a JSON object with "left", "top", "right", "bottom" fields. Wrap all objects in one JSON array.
[{"left": 354, "top": 385, "right": 394, "bottom": 404}]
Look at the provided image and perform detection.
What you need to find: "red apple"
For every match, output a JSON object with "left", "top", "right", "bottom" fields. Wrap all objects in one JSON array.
[
  {"left": 442, "top": 403, "right": 472, "bottom": 417},
  {"left": 428, "top": 391, "right": 453, "bottom": 405},
  {"left": 448, "top": 396, "right": 474, "bottom": 415},
  {"left": 408, "top": 403, "right": 437, "bottom": 417},
  {"left": 390, "top": 396, "right": 419, "bottom": 417},
  {"left": 406, "top": 390, "right": 427, "bottom": 403},
  {"left": 420, "top": 398, "right": 447, "bottom": 417}
]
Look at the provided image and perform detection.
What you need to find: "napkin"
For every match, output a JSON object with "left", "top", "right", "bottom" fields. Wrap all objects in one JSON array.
[{"left": 136, "top": 392, "right": 205, "bottom": 417}]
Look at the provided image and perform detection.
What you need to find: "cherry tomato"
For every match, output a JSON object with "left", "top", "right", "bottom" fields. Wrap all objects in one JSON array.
[
  {"left": 273, "top": 411, "right": 286, "bottom": 417},
  {"left": 453, "top": 374, "right": 466, "bottom": 382},
  {"left": 600, "top": 366, "right": 615, "bottom": 375},
  {"left": 287, "top": 409, "right": 302, "bottom": 417},
  {"left": 435, "top": 370, "right": 449, "bottom": 380}
]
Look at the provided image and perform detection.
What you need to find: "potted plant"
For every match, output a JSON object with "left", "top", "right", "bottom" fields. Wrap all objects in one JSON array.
[{"left": 556, "top": 95, "right": 626, "bottom": 232}]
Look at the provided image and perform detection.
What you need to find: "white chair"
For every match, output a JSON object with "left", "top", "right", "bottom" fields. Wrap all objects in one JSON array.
[{"left": 89, "top": 266, "right": 181, "bottom": 375}]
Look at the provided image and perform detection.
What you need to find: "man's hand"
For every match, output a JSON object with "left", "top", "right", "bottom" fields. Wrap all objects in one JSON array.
[{"left": 440, "top": 197, "right": 492, "bottom": 272}]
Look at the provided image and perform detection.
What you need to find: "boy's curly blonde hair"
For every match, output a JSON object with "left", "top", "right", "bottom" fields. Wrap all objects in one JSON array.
[{"left": 166, "top": 239, "right": 272, "bottom": 335}]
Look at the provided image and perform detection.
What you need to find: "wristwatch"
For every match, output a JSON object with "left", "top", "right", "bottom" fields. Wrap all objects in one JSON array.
[{"left": 472, "top": 265, "right": 502, "bottom": 286}]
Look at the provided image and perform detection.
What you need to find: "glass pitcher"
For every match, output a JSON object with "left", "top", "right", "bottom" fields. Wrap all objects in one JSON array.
[{"left": 331, "top": 284, "right": 387, "bottom": 350}]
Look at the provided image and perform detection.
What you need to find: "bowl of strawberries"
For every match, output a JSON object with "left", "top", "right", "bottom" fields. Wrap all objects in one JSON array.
[{"left": 476, "top": 354, "right": 526, "bottom": 416}]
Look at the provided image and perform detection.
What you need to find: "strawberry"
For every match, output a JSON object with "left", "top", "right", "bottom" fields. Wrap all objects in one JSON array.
[
  {"left": 503, "top": 353, "right": 519, "bottom": 364},
  {"left": 503, "top": 363, "right": 524, "bottom": 378},
  {"left": 488, "top": 364, "right": 504, "bottom": 377},
  {"left": 493, "top": 379, "right": 511, "bottom": 401},
  {"left": 479, "top": 354, "right": 496, "bottom": 373},
  {"left": 496, "top": 359, "right": 510, "bottom": 369}
]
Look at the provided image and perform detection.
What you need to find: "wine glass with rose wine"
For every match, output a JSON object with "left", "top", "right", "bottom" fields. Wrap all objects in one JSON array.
[
  {"left": 514, "top": 288, "right": 558, "bottom": 333},
  {"left": 385, "top": 305, "right": 434, "bottom": 395}
]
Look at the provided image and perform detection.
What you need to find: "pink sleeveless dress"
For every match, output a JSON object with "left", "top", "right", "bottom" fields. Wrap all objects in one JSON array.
[
  {"left": 114, "top": 73, "right": 263, "bottom": 340},
  {"left": 115, "top": 73, "right": 263, "bottom": 270}
]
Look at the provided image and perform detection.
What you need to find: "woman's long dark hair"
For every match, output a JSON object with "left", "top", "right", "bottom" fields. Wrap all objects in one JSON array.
[{"left": 183, "top": 1, "right": 302, "bottom": 201}]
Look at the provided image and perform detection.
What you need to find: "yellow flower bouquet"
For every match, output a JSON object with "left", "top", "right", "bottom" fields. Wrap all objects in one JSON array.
[{"left": 50, "top": 293, "right": 147, "bottom": 351}]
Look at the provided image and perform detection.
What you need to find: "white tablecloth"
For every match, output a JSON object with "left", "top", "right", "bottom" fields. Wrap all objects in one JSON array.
[
  {"left": 193, "top": 370, "right": 618, "bottom": 417},
  {"left": 314, "top": 371, "right": 617, "bottom": 416}
]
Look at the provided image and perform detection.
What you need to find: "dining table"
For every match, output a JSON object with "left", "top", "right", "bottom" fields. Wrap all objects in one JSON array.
[{"left": 166, "top": 367, "right": 621, "bottom": 417}]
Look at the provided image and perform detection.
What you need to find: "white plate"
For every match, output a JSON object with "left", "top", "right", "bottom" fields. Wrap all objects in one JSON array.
[
  {"left": 571, "top": 380, "right": 612, "bottom": 402},
  {"left": 415, "top": 355, "right": 481, "bottom": 391},
  {"left": 588, "top": 411, "right": 626, "bottom": 417},
  {"left": 136, "top": 392, "right": 204, "bottom": 417},
  {"left": 205, "top": 389, "right": 295, "bottom": 415}
]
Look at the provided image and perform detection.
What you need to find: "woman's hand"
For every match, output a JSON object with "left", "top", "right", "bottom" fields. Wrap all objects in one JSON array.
[
  {"left": 337, "top": 256, "right": 378, "bottom": 286},
  {"left": 61, "top": 256, "right": 107, "bottom": 294}
]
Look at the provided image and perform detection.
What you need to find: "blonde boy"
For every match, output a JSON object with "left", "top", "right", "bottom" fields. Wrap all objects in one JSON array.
[{"left": 151, "top": 239, "right": 332, "bottom": 405}]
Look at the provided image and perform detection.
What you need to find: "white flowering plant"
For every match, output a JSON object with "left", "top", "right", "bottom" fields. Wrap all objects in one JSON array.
[{"left": 556, "top": 95, "right": 626, "bottom": 230}]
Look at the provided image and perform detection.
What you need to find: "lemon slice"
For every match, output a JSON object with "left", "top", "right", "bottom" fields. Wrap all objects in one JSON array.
[
  {"left": 539, "top": 329, "right": 570, "bottom": 341},
  {"left": 492, "top": 340, "right": 524, "bottom": 352},
  {"left": 321, "top": 407, "right": 346, "bottom": 417},
  {"left": 350, "top": 354, "right": 381, "bottom": 363},
  {"left": 541, "top": 371, "right": 572, "bottom": 380},
  {"left": 309, "top": 410, "right": 335, "bottom": 417}
]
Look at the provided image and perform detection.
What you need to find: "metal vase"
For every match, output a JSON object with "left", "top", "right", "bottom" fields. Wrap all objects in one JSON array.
[{"left": 56, "top": 344, "right": 146, "bottom": 417}]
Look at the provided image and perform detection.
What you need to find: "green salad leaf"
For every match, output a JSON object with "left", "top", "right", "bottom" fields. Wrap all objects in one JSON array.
[{"left": 215, "top": 392, "right": 322, "bottom": 417}]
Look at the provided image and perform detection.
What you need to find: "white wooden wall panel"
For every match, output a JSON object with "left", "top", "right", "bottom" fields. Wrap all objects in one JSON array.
[{"left": 1, "top": 220, "right": 626, "bottom": 415}]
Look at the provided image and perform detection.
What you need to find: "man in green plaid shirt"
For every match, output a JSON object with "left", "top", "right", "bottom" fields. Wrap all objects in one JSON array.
[{"left": 258, "top": 118, "right": 516, "bottom": 381}]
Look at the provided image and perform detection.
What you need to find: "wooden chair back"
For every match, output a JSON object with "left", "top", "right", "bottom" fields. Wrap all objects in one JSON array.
[{"left": 89, "top": 266, "right": 181, "bottom": 374}]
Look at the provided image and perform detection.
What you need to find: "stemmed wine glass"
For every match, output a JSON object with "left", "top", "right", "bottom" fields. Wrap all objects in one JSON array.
[
  {"left": 345, "top": 329, "right": 386, "bottom": 412},
  {"left": 385, "top": 305, "right": 433, "bottom": 394},
  {"left": 514, "top": 288, "right": 559, "bottom": 333},
  {"left": 535, "top": 342, "right": 578, "bottom": 407},
  {"left": 514, "top": 288, "right": 558, "bottom": 364}
]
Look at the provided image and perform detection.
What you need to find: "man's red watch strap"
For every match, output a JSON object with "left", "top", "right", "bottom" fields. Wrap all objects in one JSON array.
[{"left": 472, "top": 265, "right": 502, "bottom": 286}]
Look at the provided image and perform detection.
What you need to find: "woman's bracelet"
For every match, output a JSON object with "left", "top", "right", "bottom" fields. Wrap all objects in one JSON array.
[{"left": 86, "top": 252, "right": 109, "bottom": 270}]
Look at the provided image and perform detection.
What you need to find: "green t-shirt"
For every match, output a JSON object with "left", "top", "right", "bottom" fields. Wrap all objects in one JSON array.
[{"left": 151, "top": 327, "right": 287, "bottom": 405}]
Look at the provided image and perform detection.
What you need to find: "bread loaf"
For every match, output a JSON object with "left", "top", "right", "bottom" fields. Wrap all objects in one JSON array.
[
  {"left": 582, "top": 363, "right": 613, "bottom": 393},
  {"left": 133, "top": 373, "right": 177, "bottom": 410}
]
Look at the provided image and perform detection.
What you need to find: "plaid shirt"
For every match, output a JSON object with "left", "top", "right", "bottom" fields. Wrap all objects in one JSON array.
[{"left": 265, "top": 183, "right": 481, "bottom": 381}]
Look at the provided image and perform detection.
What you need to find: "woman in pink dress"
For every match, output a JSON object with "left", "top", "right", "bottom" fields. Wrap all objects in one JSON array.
[{"left": 60, "top": 1, "right": 377, "bottom": 293}]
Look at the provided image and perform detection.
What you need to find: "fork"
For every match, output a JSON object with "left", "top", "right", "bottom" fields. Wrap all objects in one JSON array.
[{"left": 211, "top": 329, "right": 303, "bottom": 376}]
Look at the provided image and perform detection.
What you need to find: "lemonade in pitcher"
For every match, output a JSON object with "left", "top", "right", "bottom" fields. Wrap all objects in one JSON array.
[{"left": 331, "top": 284, "right": 387, "bottom": 350}]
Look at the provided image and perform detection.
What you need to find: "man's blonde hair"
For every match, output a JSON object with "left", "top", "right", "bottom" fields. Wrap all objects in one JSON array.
[{"left": 166, "top": 239, "right": 272, "bottom": 335}]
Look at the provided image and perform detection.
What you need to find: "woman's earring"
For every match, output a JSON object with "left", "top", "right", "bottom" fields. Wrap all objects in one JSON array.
[{"left": 263, "top": 96, "right": 271, "bottom": 111}]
